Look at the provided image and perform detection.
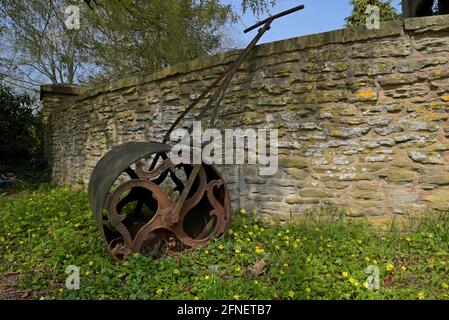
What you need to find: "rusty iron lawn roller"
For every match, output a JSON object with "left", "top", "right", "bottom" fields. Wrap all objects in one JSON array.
[{"left": 88, "top": 4, "right": 305, "bottom": 259}]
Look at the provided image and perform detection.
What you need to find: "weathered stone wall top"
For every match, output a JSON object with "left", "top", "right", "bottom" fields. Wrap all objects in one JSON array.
[
  {"left": 44, "top": 15, "right": 449, "bottom": 224},
  {"left": 60, "top": 15, "right": 448, "bottom": 108}
]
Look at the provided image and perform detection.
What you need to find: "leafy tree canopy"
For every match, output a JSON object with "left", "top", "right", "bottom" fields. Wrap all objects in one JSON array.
[
  {"left": 345, "top": 0, "right": 400, "bottom": 26},
  {"left": 0, "top": 0, "right": 278, "bottom": 87}
]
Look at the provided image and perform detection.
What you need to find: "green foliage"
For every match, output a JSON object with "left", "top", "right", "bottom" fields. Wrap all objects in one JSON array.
[
  {"left": 1, "top": 185, "right": 449, "bottom": 300},
  {"left": 0, "top": 0, "right": 92, "bottom": 85},
  {"left": 346, "top": 0, "right": 400, "bottom": 26},
  {"left": 0, "top": 83, "right": 42, "bottom": 163},
  {"left": 1, "top": 0, "right": 277, "bottom": 87},
  {"left": 83, "top": 0, "right": 236, "bottom": 77}
]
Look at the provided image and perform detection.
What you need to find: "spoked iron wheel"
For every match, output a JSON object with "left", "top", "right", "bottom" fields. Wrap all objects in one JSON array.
[{"left": 88, "top": 142, "right": 231, "bottom": 259}]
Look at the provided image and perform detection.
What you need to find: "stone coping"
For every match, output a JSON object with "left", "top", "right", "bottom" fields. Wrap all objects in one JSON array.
[
  {"left": 40, "top": 84, "right": 86, "bottom": 100},
  {"left": 44, "top": 14, "right": 449, "bottom": 111}
]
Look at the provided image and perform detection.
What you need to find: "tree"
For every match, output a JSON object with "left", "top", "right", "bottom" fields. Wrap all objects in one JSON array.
[
  {"left": 81, "top": 0, "right": 236, "bottom": 78},
  {"left": 0, "top": 0, "right": 95, "bottom": 89},
  {"left": 0, "top": 0, "right": 278, "bottom": 89},
  {"left": 345, "top": 0, "right": 400, "bottom": 26},
  {"left": 0, "top": 82, "right": 41, "bottom": 163}
]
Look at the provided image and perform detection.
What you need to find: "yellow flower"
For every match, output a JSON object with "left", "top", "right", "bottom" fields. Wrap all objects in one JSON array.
[
  {"left": 342, "top": 272, "right": 348, "bottom": 278},
  {"left": 442, "top": 283, "right": 449, "bottom": 289},
  {"left": 349, "top": 277, "right": 359, "bottom": 287},
  {"left": 218, "top": 244, "right": 224, "bottom": 250},
  {"left": 194, "top": 296, "right": 200, "bottom": 300},
  {"left": 233, "top": 295, "right": 240, "bottom": 300},
  {"left": 283, "top": 263, "right": 289, "bottom": 268},
  {"left": 356, "top": 239, "right": 362, "bottom": 245},
  {"left": 405, "top": 236, "right": 411, "bottom": 242},
  {"left": 400, "top": 266, "right": 407, "bottom": 272},
  {"left": 173, "top": 269, "right": 180, "bottom": 275},
  {"left": 239, "top": 209, "right": 246, "bottom": 214},
  {"left": 234, "top": 248, "right": 241, "bottom": 254},
  {"left": 156, "top": 288, "right": 163, "bottom": 295},
  {"left": 305, "top": 288, "right": 311, "bottom": 294},
  {"left": 288, "top": 291, "right": 295, "bottom": 298},
  {"left": 255, "top": 247, "right": 265, "bottom": 255},
  {"left": 88, "top": 261, "right": 94, "bottom": 266},
  {"left": 417, "top": 292, "right": 425, "bottom": 300},
  {"left": 235, "top": 266, "right": 241, "bottom": 272},
  {"left": 386, "top": 263, "right": 394, "bottom": 272},
  {"left": 364, "top": 257, "right": 370, "bottom": 262},
  {"left": 285, "top": 229, "right": 290, "bottom": 234},
  {"left": 252, "top": 209, "right": 257, "bottom": 215},
  {"left": 280, "top": 270, "right": 285, "bottom": 275},
  {"left": 204, "top": 275, "right": 210, "bottom": 281}
]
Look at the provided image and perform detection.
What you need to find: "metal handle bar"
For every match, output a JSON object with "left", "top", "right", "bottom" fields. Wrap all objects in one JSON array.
[{"left": 244, "top": 4, "right": 305, "bottom": 33}]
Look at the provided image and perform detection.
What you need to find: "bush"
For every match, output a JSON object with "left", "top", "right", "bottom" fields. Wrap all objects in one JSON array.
[{"left": 0, "top": 83, "right": 42, "bottom": 164}]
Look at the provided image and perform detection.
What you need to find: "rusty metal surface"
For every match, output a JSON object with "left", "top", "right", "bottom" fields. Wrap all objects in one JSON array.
[
  {"left": 89, "top": 142, "right": 231, "bottom": 259},
  {"left": 88, "top": 142, "right": 171, "bottom": 240}
]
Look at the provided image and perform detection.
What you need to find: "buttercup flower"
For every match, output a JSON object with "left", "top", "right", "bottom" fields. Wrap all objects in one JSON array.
[{"left": 255, "top": 247, "right": 264, "bottom": 254}]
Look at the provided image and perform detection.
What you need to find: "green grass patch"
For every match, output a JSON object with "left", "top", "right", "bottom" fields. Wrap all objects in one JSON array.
[{"left": 1, "top": 184, "right": 449, "bottom": 300}]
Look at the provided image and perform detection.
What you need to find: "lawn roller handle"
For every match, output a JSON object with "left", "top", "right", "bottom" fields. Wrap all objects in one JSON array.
[{"left": 243, "top": 4, "right": 305, "bottom": 33}]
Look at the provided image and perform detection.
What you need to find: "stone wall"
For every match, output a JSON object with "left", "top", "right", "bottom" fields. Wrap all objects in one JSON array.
[{"left": 42, "top": 15, "right": 449, "bottom": 223}]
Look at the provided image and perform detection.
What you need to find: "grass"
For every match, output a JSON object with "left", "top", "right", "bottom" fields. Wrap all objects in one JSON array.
[{"left": 1, "top": 182, "right": 449, "bottom": 300}]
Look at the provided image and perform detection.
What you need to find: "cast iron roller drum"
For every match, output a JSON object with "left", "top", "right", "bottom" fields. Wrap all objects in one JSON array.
[{"left": 88, "top": 142, "right": 231, "bottom": 259}]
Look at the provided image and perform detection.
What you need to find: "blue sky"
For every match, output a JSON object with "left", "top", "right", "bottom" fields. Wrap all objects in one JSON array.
[{"left": 224, "top": 0, "right": 402, "bottom": 46}]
